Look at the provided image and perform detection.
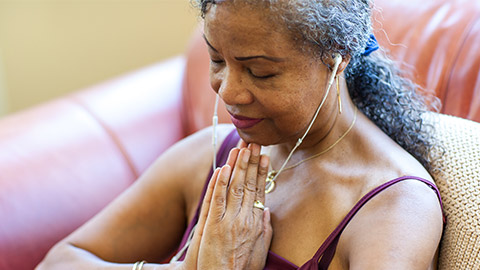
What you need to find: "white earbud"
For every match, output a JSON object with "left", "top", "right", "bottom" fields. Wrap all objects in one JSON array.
[
  {"left": 327, "top": 53, "right": 342, "bottom": 90},
  {"left": 334, "top": 53, "right": 342, "bottom": 67}
]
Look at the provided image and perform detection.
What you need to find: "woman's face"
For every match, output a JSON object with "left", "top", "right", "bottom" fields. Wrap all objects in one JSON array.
[{"left": 204, "top": 2, "right": 334, "bottom": 146}]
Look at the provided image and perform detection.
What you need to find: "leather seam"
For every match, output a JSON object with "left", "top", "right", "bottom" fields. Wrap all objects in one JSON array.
[
  {"left": 441, "top": 13, "right": 480, "bottom": 115},
  {"left": 68, "top": 96, "right": 140, "bottom": 179},
  {"left": 180, "top": 69, "right": 193, "bottom": 137}
]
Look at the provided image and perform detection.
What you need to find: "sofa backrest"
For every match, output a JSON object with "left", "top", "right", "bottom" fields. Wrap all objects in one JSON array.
[
  {"left": 372, "top": 0, "right": 480, "bottom": 120},
  {"left": 181, "top": 0, "right": 480, "bottom": 134},
  {"left": 0, "top": 58, "right": 186, "bottom": 270}
]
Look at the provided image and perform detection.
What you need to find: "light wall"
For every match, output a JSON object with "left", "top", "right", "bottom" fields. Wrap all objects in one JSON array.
[
  {"left": 0, "top": 49, "right": 7, "bottom": 115},
  {"left": 0, "top": 0, "right": 199, "bottom": 116}
]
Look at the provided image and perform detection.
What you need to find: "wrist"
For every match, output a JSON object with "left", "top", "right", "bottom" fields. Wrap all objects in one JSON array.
[{"left": 144, "top": 261, "right": 186, "bottom": 270}]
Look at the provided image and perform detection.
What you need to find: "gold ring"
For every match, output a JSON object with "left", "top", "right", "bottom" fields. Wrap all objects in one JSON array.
[{"left": 253, "top": 200, "right": 265, "bottom": 210}]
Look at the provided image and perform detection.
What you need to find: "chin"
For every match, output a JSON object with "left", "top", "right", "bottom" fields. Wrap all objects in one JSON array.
[{"left": 236, "top": 128, "right": 278, "bottom": 146}]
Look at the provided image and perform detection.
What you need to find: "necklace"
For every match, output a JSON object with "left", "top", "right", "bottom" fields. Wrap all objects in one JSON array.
[{"left": 265, "top": 107, "right": 358, "bottom": 193}]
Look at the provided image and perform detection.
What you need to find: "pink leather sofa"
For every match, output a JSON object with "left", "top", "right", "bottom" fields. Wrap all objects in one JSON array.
[{"left": 0, "top": 0, "right": 479, "bottom": 269}]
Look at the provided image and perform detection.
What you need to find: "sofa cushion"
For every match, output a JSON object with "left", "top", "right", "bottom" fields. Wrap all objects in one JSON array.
[
  {"left": 428, "top": 113, "right": 480, "bottom": 269},
  {"left": 0, "top": 99, "right": 136, "bottom": 269}
]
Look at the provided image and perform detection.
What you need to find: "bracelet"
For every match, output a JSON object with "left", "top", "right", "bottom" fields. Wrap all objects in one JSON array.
[{"left": 132, "top": 260, "right": 147, "bottom": 270}]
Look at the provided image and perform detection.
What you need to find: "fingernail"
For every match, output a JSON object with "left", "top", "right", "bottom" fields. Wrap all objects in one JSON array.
[{"left": 222, "top": 165, "right": 231, "bottom": 176}]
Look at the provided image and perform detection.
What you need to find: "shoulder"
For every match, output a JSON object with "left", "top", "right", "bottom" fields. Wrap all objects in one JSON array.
[
  {"left": 146, "top": 124, "right": 237, "bottom": 188},
  {"left": 340, "top": 178, "right": 443, "bottom": 269},
  {"left": 166, "top": 124, "right": 236, "bottom": 154},
  {"left": 168, "top": 124, "right": 236, "bottom": 168},
  {"left": 125, "top": 124, "right": 237, "bottom": 209},
  {"left": 148, "top": 124, "right": 237, "bottom": 213}
]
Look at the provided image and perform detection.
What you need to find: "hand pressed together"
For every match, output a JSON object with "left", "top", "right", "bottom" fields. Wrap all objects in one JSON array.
[{"left": 181, "top": 143, "right": 273, "bottom": 270}]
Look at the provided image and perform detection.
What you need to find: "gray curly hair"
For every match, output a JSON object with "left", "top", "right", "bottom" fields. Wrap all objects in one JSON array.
[{"left": 193, "top": 0, "right": 441, "bottom": 172}]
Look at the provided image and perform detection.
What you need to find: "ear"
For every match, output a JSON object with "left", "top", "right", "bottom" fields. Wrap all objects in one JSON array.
[
  {"left": 336, "top": 55, "right": 351, "bottom": 75},
  {"left": 324, "top": 54, "right": 351, "bottom": 75}
]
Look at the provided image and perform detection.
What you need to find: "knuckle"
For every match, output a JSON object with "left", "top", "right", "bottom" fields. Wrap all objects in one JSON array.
[
  {"left": 244, "top": 182, "right": 257, "bottom": 194},
  {"left": 218, "top": 176, "right": 229, "bottom": 187},
  {"left": 213, "top": 194, "right": 225, "bottom": 205},
  {"left": 229, "top": 184, "right": 244, "bottom": 197},
  {"left": 257, "top": 165, "right": 268, "bottom": 177},
  {"left": 255, "top": 188, "right": 263, "bottom": 197},
  {"left": 239, "top": 160, "right": 249, "bottom": 170},
  {"left": 249, "top": 154, "right": 260, "bottom": 165}
]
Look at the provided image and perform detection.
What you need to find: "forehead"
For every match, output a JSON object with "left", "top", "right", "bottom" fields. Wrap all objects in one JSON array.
[{"left": 203, "top": 2, "right": 296, "bottom": 54}]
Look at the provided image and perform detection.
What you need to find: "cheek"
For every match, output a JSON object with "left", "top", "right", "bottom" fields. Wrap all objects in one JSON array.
[
  {"left": 266, "top": 81, "right": 321, "bottom": 129},
  {"left": 283, "top": 76, "right": 323, "bottom": 111}
]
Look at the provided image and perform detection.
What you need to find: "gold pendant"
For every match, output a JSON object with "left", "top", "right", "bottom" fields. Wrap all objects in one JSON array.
[{"left": 265, "top": 171, "right": 276, "bottom": 194}]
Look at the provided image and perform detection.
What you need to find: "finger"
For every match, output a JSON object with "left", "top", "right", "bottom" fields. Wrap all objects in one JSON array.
[
  {"left": 204, "top": 148, "right": 238, "bottom": 222},
  {"left": 197, "top": 168, "right": 220, "bottom": 233},
  {"left": 208, "top": 165, "right": 232, "bottom": 222},
  {"left": 225, "top": 148, "right": 240, "bottom": 174},
  {"left": 241, "top": 143, "right": 261, "bottom": 211},
  {"left": 186, "top": 167, "right": 221, "bottom": 257},
  {"left": 225, "top": 148, "right": 250, "bottom": 216},
  {"left": 262, "top": 207, "right": 274, "bottom": 250},
  {"left": 256, "top": 155, "right": 269, "bottom": 203}
]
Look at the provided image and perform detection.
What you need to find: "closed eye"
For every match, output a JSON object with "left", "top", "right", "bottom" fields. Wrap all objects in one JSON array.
[
  {"left": 210, "top": 59, "right": 224, "bottom": 64},
  {"left": 248, "top": 69, "right": 276, "bottom": 79}
]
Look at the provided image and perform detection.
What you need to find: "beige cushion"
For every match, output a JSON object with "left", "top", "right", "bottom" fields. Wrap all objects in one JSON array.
[{"left": 427, "top": 113, "right": 480, "bottom": 269}]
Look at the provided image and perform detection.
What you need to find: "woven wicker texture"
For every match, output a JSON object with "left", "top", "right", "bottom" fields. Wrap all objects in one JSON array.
[{"left": 427, "top": 113, "right": 480, "bottom": 269}]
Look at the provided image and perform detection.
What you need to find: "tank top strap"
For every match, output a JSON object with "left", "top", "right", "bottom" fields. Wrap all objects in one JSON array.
[
  {"left": 314, "top": 176, "right": 445, "bottom": 269},
  {"left": 177, "top": 129, "right": 240, "bottom": 259}
]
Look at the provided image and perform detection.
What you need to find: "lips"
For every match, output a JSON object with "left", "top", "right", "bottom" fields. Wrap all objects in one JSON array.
[{"left": 229, "top": 114, "right": 264, "bottom": 129}]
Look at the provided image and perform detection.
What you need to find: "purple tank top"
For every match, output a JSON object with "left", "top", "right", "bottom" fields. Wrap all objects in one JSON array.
[{"left": 176, "top": 130, "right": 445, "bottom": 269}]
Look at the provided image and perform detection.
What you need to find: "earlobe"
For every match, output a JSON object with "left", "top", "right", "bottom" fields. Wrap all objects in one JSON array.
[
  {"left": 336, "top": 55, "right": 351, "bottom": 75},
  {"left": 326, "top": 53, "right": 351, "bottom": 76},
  {"left": 330, "top": 53, "right": 343, "bottom": 77}
]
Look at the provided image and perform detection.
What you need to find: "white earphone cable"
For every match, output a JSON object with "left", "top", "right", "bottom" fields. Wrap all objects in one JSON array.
[
  {"left": 270, "top": 54, "right": 342, "bottom": 183},
  {"left": 170, "top": 55, "right": 342, "bottom": 263},
  {"left": 212, "top": 94, "right": 220, "bottom": 171},
  {"left": 170, "top": 95, "right": 219, "bottom": 263}
]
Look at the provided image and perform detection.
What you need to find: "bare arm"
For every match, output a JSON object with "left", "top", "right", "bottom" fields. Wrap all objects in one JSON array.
[
  {"left": 341, "top": 179, "right": 443, "bottom": 270},
  {"left": 37, "top": 244, "right": 182, "bottom": 270},
  {"left": 37, "top": 125, "right": 234, "bottom": 269}
]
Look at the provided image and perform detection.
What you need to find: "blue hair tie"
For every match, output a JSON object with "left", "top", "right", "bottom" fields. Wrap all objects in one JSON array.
[{"left": 362, "top": 34, "right": 379, "bottom": 56}]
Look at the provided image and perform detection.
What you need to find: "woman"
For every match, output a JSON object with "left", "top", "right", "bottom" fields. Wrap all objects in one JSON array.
[{"left": 37, "top": 0, "right": 444, "bottom": 269}]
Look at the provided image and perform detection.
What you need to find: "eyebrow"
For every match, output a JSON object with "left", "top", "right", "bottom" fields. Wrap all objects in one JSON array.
[
  {"left": 203, "top": 34, "right": 286, "bottom": 63},
  {"left": 235, "top": 55, "right": 285, "bottom": 62},
  {"left": 203, "top": 35, "right": 219, "bottom": 53}
]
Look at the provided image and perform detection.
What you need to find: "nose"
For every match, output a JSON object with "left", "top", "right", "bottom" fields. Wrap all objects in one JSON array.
[{"left": 211, "top": 67, "right": 254, "bottom": 106}]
